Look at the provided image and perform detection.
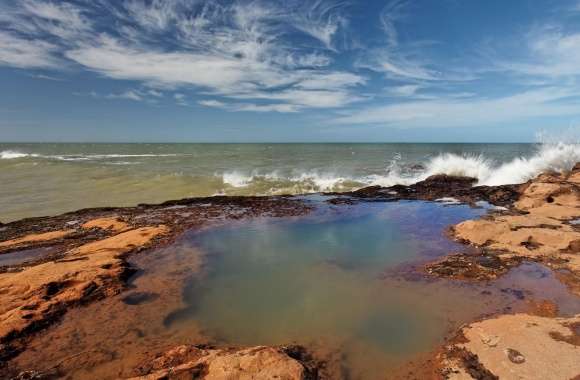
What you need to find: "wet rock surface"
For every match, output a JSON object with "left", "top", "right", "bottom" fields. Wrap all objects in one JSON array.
[
  {"left": 431, "top": 164, "right": 580, "bottom": 379},
  {"left": 129, "top": 345, "right": 320, "bottom": 380},
  {"left": 0, "top": 196, "right": 311, "bottom": 372},
  {"left": 326, "top": 174, "right": 522, "bottom": 207},
  {"left": 0, "top": 165, "right": 579, "bottom": 379},
  {"left": 428, "top": 165, "right": 580, "bottom": 295}
]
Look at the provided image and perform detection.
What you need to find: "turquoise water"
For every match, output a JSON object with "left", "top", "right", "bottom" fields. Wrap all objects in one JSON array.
[{"left": 0, "top": 143, "right": 542, "bottom": 222}]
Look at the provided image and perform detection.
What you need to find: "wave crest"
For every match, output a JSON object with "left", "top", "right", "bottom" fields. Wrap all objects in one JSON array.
[
  {"left": 0, "top": 150, "right": 36, "bottom": 159},
  {"left": 421, "top": 142, "right": 580, "bottom": 186}
]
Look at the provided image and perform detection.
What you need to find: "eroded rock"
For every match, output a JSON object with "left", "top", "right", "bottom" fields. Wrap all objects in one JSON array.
[
  {"left": 0, "top": 225, "right": 168, "bottom": 362},
  {"left": 441, "top": 313, "right": 580, "bottom": 380},
  {"left": 0, "top": 197, "right": 312, "bottom": 369},
  {"left": 129, "top": 345, "right": 319, "bottom": 380},
  {"left": 430, "top": 164, "right": 580, "bottom": 294}
]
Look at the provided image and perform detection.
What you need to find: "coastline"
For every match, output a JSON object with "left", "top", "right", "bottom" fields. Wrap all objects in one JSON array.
[{"left": 0, "top": 164, "right": 578, "bottom": 379}]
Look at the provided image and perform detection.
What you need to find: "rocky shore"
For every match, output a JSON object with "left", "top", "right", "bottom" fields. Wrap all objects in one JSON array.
[
  {"left": 432, "top": 164, "right": 580, "bottom": 379},
  {"left": 0, "top": 164, "right": 578, "bottom": 379}
]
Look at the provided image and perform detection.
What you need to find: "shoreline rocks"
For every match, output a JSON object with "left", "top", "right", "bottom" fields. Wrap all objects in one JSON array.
[
  {"left": 129, "top": 345, "right": 320, "bottom": 380},
  {"left": 427, "top": 164, "right": 580, "bottom": 296},
  {"left": 429, "top": 164, "right": 580, "bottom": 379},
  {"left": 0, "top": 164, "right": 578, "bottom": 379},
  {"left": 440, "top": 313, "right": 580, "bottom": 380}
]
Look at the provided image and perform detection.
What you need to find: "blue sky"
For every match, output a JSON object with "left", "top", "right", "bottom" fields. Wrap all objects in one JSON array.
[{"left": 1, "top": 0, "right": 580, "bottom": 142}]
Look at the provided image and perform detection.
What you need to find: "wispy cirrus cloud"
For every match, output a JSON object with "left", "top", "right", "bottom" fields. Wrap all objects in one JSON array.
[
  {"left": 500, "top": 26, "right": 580, "bottom": 78},
  {"left": 0, "top": 0, "right": 363, "bottom": 112},
  {"left": 3, "top": 0, "right": 580, "bottom": 130},
  {"left": 80, "top": 88, "right": 165, "bottom": 103},
  {"left": 330, "top": 1, "right": 580, "bottom": 128},
  {"left": 355, "top": 0, "right": 445, "bottom": 82},
  {"left": 0, "top": 30, "right": 58, "bottom": 68},
  {"left": 332, "top": 87, "right": 580, "bottom": 128},
  {"left": 198, "top": 99, "right": 300, "bottom": 113}
]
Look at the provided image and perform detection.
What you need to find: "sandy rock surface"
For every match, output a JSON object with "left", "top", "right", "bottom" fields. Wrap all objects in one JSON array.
[
  {"left": 442, "top": 313, "right": 580, "bottom": 380},
  {"left": 0, "top": 222, "right": 168, "bottom": 361},
  {"left": 129, "top": 345, "right": 317, "bottom": 380}
]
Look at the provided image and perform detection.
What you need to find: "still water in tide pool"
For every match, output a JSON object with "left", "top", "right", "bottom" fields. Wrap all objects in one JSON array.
[
  {"left": 8, "top": 199, "right": 580, "bottom": 380},
  {"left": 161, "top": 201, "right": 531, "bottom": 379}
]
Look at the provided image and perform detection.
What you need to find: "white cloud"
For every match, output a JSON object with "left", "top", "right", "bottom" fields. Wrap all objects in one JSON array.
[
  {"left": 235, "top": 103, "right": 300, "bottom": 113},
  {"left": 0, "top": 31, "right": 58, "bottom": 68},
  {"left": 288, "top": 0, "right": 347, "bottom": 50},
  {"left": 123, "top": 0, "right": 179, "bottom": 32},
  {"left": 388, "top": 84, "right": 422, "bottom": 97},
  {"left": 66, "top": 36, "right": 271, "bottom": 89},
  {"left": 502, "top": 28, "right": 580, "bottom": 78},
  {"left": 17, "top": 0, "right": 91, "bottom": 39},
  {"left": 147, "top": 89, "right": 163, "bottom": 97},
  {"left": 379, "top": 0, "right": 406, "bottom": 47},
  {"left": 6, "top": 0, "right": 580, "bottom": 125},
  {"left": 106, "top": 90, "right": 144, "bottom": 101},
  {"left": 230, "top": 88, "right": 362, "bottom": 109},
  {"left": 0, "top": 0, "right": 363, "bottom": 112},
  {"left": 29, "top": 73, "right": 62, "bottom": 81},
  {"left": 199, "top": 100, "right": 227, "bottom": 108},
  {"left": 296, "top": 72, "right": 366, "bottom": 90},
  {"left": 174, "top": 93, "right": 188, "bottom": 105},
  {"left": 198, "top": 99, "right": 299, "bottom": 113},
  {"left": 332, "top": 87, "right": 580, "bottom": 127},
  {"left": 81, "top": 88, "right": 163, "bottom": 103},
  {"left": 357, "top": 0, "right": 475, "bottom": 83}
]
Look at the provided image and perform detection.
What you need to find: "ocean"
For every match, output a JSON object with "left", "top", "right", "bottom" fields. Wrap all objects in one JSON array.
[{"left": 1, "top": 142, "right": 579, "bottom": 222}]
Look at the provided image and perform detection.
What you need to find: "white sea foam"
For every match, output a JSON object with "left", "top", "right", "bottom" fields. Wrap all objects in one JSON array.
[
  {"left": 0, "top": 150, "right": 37, "bottom": 159},
  {"left": 216, "top": 142, "right": 580, "bottom": 192},
  {"left": 419, "top": 142, "right": 580, "bottom": 186},
  {"left": 222, "top": 171, "right": 253, "bottom": 187},
  {"left": 0, "top": 151, "right": 186, "bottom": 161}
]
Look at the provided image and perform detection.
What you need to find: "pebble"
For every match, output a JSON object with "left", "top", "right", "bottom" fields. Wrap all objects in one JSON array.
[{"left": 506, "top": 348, "right": 526, "bottom": 364}]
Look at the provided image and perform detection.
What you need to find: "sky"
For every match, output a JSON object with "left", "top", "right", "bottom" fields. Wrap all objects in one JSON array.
[{"left": 1, "top": 0, "right": 580, "bottom": 142}]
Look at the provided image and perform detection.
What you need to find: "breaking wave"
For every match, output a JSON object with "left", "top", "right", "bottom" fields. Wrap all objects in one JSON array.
[
  {"left": 216, "top": 142, "right": 580, "bottom": 192},
  {"left": 2, "top": 141, "right": 579, "bottom": 194},
  {"left": 0, "top": 151, "right": 186, "bottom": 161},
  {"left": 419, "top": 142, "right": 580, "bottom": 186},
  {"left": 0, "top": 150, "right": 39, "bottom": 159}
]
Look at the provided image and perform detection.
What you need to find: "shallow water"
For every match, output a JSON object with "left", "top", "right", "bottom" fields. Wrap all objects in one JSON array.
[
  {"left": 7, "top": 199, "right": 580, "bottom": 380},
  {"left": 165, "top": 200, "right": 579, "bottom": 379},
  {"left": 0, "top": 142, "right": 545, "bottom": 222},
  {"left": 0, "top": 247, "right": 53, "bottom": 266}
]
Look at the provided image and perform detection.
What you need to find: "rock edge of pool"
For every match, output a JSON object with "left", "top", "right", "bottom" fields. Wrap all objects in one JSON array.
[{"left": 1, "top": 163, "right": 579, "bottom": 380}]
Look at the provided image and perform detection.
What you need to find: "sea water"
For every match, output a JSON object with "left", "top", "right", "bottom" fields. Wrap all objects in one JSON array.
[{"left": 1, "top": 142, "right": 579, "bottom": 222}]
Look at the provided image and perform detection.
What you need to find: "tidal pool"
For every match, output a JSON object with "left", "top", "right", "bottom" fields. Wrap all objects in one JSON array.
[
  {"left": 163, "top": 201, "right": 508, "bottom": 378},
  {"left": 9, "top": 199, "right": 580, "bottom": 380}
]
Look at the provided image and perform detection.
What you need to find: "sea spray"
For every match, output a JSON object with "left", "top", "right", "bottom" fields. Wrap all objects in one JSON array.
[
  {"left": 478, "top": 142, "right": 580, "bottom": 185},
  {"left": 420, "top": 142, "right": 580, "bottom": 186}
]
